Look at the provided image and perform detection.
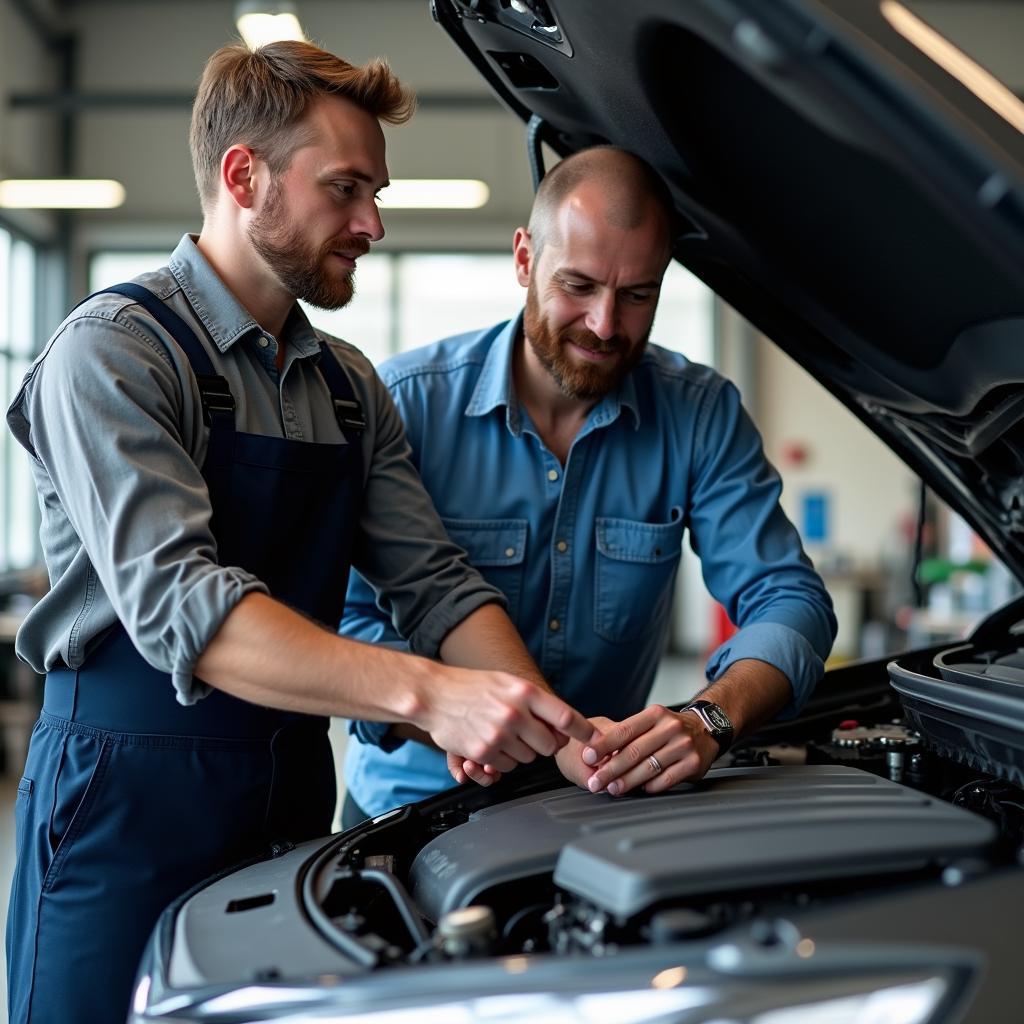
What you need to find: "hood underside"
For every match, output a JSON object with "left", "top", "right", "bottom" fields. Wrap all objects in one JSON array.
[{"left": 432, "top": 0, "right": 1024, "bottom": 578}]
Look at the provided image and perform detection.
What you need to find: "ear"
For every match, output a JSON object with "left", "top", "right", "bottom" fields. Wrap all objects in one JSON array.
[
  {"left": 221, "top": 145, "right": 260, "bottom": 211},
  {"left": 512, "top": 227, "right": 533, "bottom": 288}
]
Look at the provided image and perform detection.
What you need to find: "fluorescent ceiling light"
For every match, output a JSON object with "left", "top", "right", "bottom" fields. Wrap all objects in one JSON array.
[
  {"left": 379, "top": 179, "right": 490, "bottom": 210},
  {"left": 0, "top": 179, "right": 126, "bottom": 209},
  {"left": 881, "top": 1, "right": 1024, "bottom": 135},
  {"left": 235, "top": 2, "right": 306, "bottom": 49}
]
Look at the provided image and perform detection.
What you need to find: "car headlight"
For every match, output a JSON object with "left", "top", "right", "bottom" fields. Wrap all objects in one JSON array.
[{"left": 751, "top": 977, "right": 948, "bottom": 1024}]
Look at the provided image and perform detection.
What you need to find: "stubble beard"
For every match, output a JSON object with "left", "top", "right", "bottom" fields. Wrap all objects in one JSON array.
[
  {"left": 247, "top": 179, "right": 368, "bottom": 310},
  {"left": 522, "top": 280, "right": 648, "bottom": 401}
]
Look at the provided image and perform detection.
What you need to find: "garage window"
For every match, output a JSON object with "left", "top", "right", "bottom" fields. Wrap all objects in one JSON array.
[
  {"left": 90, "top": 250, "right": 715, "bottom": 368},
  {"left": 0, "top": 225, "right": 39, "bottom": 571}
]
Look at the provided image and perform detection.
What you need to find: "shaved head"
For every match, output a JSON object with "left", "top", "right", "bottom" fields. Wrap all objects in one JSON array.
[{"left": 528, "top": 146, "right": 674, "bottom": 257}]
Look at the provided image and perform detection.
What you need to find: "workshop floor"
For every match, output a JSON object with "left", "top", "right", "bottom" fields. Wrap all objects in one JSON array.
[{"left": 0, "top": 655, "right": 705, "bottom": 1020}]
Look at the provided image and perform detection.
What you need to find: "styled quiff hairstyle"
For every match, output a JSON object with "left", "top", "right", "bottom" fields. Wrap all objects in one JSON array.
[{"left": 190, "top": 40, "right": 415, "bottom": 213}]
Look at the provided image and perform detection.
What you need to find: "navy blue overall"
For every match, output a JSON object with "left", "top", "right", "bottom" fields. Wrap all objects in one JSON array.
[{"left": 6, "top": 284, "right": 365, "bottom": 1024}]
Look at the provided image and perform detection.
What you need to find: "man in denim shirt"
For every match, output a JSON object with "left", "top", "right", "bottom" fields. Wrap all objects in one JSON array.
[{"left": 341, "top": 147, "right": 836, "bottom": 824}]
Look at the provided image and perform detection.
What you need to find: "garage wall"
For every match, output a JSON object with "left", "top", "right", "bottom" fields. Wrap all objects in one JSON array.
[{"left": 755, "top": 336, "right": 918, "bottom": 567}]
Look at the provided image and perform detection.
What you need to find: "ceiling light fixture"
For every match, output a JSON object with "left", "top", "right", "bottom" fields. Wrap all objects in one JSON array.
[
  {"left": 0, "top": 178, "right": 126, "bottom": 209},
  {"left": 880, "top": 1, "right": 1024, "bottom": 135},
  {"left": 379, "top": 179, "right": 490, "bottom": 210},
  {"left": 235, "top": 1, "right": 307, "bottom": 49}
]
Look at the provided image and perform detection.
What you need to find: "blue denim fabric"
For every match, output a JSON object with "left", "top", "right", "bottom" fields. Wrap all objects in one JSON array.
[{"left": 341, "top": 314, "right": 836, "bottom": 817}]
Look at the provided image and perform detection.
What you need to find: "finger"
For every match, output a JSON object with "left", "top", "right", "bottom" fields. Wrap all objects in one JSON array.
[
  {"left": 447, "top": 753, "right": 468, "bottom": 785},
  {"left": 608, "top": 741, "right": 689, "bottom": 796},
  {"left": 644, "top": 749, "right": 702, "bottom": 793},
  {"left": 583, "top": 707, "right": 658, "bottom": 765},
  {"left": 481, "top": 750, "right": 517, "bottom": 773},
  {"left": 587, "top": 726, "right": 667, "bottom": 794},
  {"left": 463, "top": 759, "right": 497, "bottom": 787},
  {"left": 526, "top": 689, "right": 594, "bottom": 745},
  {"left": 513, "top": 713, "right": 563, "bottom": 759}
]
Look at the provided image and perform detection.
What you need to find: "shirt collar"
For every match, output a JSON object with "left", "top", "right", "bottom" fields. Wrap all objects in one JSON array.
[
  {"left": 464, "top": 309, "right": 641, "bottom": 434},
  {"left": 167, "top": 234, "right": 320, "bottom": 360},
  {"left": 464, "top": 314, "right": 522, "bottom": 429}
]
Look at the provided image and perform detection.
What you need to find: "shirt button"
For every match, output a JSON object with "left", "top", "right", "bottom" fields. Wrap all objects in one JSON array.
[
  {"left": 549, "top": 618, "right": 560, "bottom": 632},
  {"left": 257, "top": 335, "right": 270, "bottom": 348},
  {"left": 547, "top": 469, "right": 559, "bottom": 482},
  {"left": 504, "top": 547, "right": 516, "bottom": 558},
  {"left": 556, "top": 540, "right": 568, "bottom": 553}
]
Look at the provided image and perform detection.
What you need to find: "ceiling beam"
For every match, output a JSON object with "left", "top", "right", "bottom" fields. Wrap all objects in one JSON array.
[{"left": 8, "top": 89, "right": 504, "bottom": 112}]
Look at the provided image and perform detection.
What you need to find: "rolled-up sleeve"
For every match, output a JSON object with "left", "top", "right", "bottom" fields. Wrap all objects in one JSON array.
[
  {"left": 348, "top": 367, "right": 506, "bottom": 658},
  {"left": 12, "top": 314, "right": 268, "bottom": 703},
  {"left": 688, "top": 379, "right": 836, "bottom": 716}
]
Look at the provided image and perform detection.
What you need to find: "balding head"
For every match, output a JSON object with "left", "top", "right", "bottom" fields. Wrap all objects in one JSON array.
[{"left": 528, "top": 146, "right": 674, "bottom": 258}]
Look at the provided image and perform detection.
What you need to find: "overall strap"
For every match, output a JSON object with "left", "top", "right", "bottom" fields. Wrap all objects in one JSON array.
[
  {"left": 90, "top": 283, "right": 235, "bottom": 470},
  {"left": 316, "top": 340, "right": 367, "bottom": 442}
]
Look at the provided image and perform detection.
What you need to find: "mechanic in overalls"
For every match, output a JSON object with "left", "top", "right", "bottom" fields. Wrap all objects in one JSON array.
[{"left": 5, "top": 41, "right": 594, "bottom": 1024}]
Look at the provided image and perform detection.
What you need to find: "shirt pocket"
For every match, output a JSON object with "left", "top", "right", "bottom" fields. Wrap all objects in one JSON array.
[
  {"left": 441, "top": 517, "right": 529, "bottom": 625},
  {"left": 594, "top": 513, "right": 684, "bottom": 644}
]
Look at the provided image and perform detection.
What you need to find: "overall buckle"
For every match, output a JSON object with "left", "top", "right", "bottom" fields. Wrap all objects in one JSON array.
[
  {"left": 334, "top": 398, "right": 366, "bottom": 438},
  {"left": 195, "top": 373, "right": 236, "bottom": 426}
]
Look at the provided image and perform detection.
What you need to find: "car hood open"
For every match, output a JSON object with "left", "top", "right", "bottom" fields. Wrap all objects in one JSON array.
[{"left": 432, "top": 0, "right": 1024, "bottom": 578}]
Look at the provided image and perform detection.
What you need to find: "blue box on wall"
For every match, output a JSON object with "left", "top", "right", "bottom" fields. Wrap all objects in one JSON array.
[{"left": 801, "top": 490, "right": 830, "bottom": 544}]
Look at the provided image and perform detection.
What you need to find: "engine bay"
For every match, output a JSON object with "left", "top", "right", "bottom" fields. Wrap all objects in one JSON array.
[{"left": 299, "top": 696, "right": 1023, "bottom": 972}]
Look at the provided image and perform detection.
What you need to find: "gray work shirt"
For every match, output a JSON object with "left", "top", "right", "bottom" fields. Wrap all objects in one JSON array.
[{"left": 7, "top": 233, "right": 503, "bottom": 704}]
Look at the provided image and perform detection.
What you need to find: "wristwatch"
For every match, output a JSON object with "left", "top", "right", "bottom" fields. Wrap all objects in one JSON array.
[{"left": 680, "top": 699, "right": 734, "bottom": 753}]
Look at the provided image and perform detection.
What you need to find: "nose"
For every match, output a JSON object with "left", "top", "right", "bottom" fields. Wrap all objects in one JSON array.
[
  {"left": 352, "top": 199, "right": 385, "bottom": 243},
  {"left": 585, "top": 291, "right": 617, "bottom": 341}
]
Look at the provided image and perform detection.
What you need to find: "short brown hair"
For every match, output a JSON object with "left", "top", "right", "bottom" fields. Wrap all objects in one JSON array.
[{"left": 190, "top": 40, "right": 415, "bottom": 213}]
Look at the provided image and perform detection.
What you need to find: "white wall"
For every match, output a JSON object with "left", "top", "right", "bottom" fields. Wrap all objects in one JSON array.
[{"left": 756, "top": 335, "right": 918, "bottom": 567}]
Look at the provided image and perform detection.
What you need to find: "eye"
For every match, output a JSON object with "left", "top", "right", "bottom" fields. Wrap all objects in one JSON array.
[
  {"left": 625, "top": 289, "right": 657, "bottom": 303},
  {"left": 562, "top": 280, "right": 591, "bottom": 295},
  {"left": 333, "top": 182, "right": 357, "bottom": 197}
]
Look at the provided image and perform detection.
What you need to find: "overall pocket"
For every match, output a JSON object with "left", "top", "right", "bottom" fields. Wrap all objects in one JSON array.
[
  {"left": 42, "top": 736, "right": 113, "bottom": 892},
  {"left": 7, "top": 775, "right": 34, "bottom": 934},
  {"left": 442, "top": 517, "right": 528, "bottom": 625},
  {"left": 594, "top": 513, "right": 684, "bottom": 643}
]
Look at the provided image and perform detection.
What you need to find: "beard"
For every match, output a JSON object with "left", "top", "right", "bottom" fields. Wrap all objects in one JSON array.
[
  {"left": 522, "top": 280, "right": 648, "bottom": 401},
  {"left": 248, "top": 179, "right": 369, "bottom": 310}
]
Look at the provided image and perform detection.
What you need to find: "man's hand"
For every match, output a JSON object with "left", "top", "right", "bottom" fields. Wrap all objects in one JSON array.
[
  {"left": 447, "top": 752, "right": 503, "bottom": 786},
  {"left": 555, "top": 716, "right": 614, "bottom": 789},
  {"left": 580, "top": 705, "right": 720, "bottom": 796},
  {"left": 417, "top": 665, "right": 594, "bottom": 778},
  {"left": 447, "top": 713, "right": 609, "bottom": 789}
]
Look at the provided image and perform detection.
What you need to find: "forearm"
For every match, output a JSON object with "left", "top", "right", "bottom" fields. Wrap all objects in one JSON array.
[
  {"left": 197, "top": 593, "right": 593, "bottom": 771},
  {"left": 438, "top": 601, "right": 549, "bottom": 690},
  {"left": 364, "top": 604, "right": 550, "bottom": 752},
  {"left": 698, "top": 658, "right": 792, "bottom": 738},
  {"left": 196, "top": 592, "right": 431, "bottom": 722}
]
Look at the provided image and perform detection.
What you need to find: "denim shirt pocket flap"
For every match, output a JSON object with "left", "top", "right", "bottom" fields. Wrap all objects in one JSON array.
[
  {"left": 442, "top": 518, "right": 529, "bottom": 567},
  {"left": 596, "top": 516, "right": 684, "bottom": 565}
]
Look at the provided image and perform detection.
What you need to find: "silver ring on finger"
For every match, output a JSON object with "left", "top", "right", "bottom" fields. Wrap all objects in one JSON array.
[{"left": 647, "top": 753, "right": 663, "bottom": 775}]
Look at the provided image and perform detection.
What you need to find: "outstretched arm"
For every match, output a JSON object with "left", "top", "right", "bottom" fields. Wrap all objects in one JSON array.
[{"left": 197, "top": 592, "right": 595, "bottom": 771}]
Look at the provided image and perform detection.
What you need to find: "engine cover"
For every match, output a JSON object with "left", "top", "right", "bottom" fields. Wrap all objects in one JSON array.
[{"left": 409, "top": 765, "right": 997, "bottom": 921}]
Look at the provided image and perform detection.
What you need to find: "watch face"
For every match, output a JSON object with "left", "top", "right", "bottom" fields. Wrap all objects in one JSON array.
[{"left": 705, "top": 705, "right": 732, "bottom": 730}]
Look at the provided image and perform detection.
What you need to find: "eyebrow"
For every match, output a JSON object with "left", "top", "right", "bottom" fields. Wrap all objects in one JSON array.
[{"left": 556, "top": 267, "right": 662, "bottom": 291}]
